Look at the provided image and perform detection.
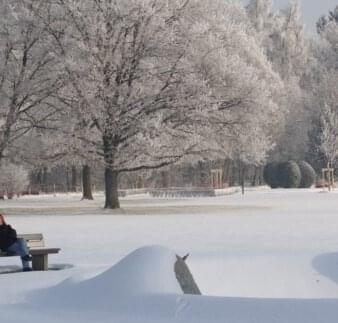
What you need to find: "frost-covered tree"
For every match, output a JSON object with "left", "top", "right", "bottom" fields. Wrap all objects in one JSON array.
[
  {"left": 320, "top": 104, "right": 338, "bottom": 169},
  {"left": 231, "top": 125, "right": 275, "bottom": 193},
  {"left": 247, "top": 0, "right": 312, "bottom": 162},
  {"left": 33, "top": 0, "right": 283, "bottom": 208},
  {"left": 0, "top": 1, "right": 63, "bottom": 165},
  {"left": 317, "top": 6, "right": 338, "bottom": 36},
  {"left": 248, "top": 0, "right": 309, "bottom": 79},
  {"left": 276, "top": 0, "right": 309, "bottom": 79},
  {"left": 0, "top": 163, "right": 29, "bottom": 196},
  {"left": 16, "top": 127, "right": 96, "bottom": 199},
  {"left": 316, "top": 6, "right": 338, "bottom": 64},
  {"left": 246, "top": 0, "right": 273, "bottom": 34},
  {"left": 306, "top": 5, "right": 338, "bottom": 171},
  {"left": 35, "top": 0, "right": 206, "bottom": 208},
  {"left": 190, "top": 1, "right": 282, "bottom": 161},
  {"left": 179, "top": 1, "right": 283, "bottom": 193},
  {"left": 310, "top": 66, "right": 338, "bottom": 170}
]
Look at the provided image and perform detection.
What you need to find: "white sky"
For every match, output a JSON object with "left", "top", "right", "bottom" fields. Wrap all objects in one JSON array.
[{"left": 243, "top": 0, "right": 338, "bottom": 34}]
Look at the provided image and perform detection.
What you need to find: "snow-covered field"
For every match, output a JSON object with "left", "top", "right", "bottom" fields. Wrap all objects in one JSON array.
[{"left": 1, "top": 189, "right": 338, "bottom": 322}]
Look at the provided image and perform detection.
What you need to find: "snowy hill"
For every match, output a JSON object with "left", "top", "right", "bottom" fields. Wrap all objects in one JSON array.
[
  {"left": 32, "top": 246, "right": 183, "bottom": 308},
  {"left": 1, "top": 245, "right": 338, "bottom": 323}
]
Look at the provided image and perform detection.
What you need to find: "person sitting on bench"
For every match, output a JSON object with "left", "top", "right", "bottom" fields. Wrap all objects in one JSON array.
[{"left": 0, "top": 214, "right": 32, "bottom": 272}]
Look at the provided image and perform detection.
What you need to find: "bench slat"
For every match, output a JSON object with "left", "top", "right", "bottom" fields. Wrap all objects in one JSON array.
[
  {"left": 18, "top": 233, "right": 45, "bottom": 248},
  {"left": 27, "top": 241, "right": 45, "bottom": 248},
  {"left": 18, "top": 234, "right": 43, "bottom": 241},
  {"left": 30, "top": 248, "right": 60, "bottom": 255}
]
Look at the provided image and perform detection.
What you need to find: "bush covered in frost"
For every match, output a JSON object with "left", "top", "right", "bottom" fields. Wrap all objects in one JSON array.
[{"left": 0, "top": 164, "right": 29, "bottom": 197}]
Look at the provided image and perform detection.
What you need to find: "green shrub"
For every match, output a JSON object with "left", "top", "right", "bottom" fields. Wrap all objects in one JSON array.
[
  {"left": 263, "top": 162, "right": 280, "bottom": 188},
  {"left": 298, "top": 161, "right": 316, "bottom": 188},
  {"left": 279, "top": 161, "right": 301, "bottom": 188}
]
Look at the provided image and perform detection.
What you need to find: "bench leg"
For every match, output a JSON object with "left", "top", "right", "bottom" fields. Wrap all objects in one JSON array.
[{"left": 32, "top": 255, "right": 48, "bottom": 271}]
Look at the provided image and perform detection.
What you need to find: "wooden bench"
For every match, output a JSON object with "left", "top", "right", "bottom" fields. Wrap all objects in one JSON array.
[{"left": 0, "top": 234, "right": 60, "bottom": 271}]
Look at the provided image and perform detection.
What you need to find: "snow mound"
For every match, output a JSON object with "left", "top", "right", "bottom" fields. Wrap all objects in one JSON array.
[{"left": 32, "top": 246, "right": 182, "bottom": 308}]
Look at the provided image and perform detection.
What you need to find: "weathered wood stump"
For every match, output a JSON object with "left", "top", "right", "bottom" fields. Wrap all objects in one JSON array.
[{"left": 174, "top": 254, "right": 201, "bottom": 295}]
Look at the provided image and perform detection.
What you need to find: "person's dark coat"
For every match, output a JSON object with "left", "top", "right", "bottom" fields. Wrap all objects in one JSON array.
[{"left": 0, "top": 224, "right": 17, "bottom": 251}]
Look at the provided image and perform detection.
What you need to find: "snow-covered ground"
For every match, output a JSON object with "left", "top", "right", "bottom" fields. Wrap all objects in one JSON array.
[{"left": 1, "top": 189, "right": 338, "bottom": 322}]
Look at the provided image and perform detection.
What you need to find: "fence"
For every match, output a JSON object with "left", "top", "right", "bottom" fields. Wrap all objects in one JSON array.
[{"left": 149, "top": 187, "right": 216, "bottom": 198}]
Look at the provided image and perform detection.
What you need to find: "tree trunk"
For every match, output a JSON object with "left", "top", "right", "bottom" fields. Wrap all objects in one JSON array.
[
  {"left": 71, "top": 166, "right": 77, "bottom": 192},
  {"left": 104, "top": 168, "right": 120, "bottom": 209},
  {"left": 42, "top": 167, "right": 48, "bottom": 192},
  {"left": 251, "top": 166, "right": 259, "bottom": 187},
  {"left": 228, "top": 160, "right": 236, "bottom": 186},
  {"left": 82, "top": 165, "right": 93, "bottom": 200},
  {"left": 238, "top": 161, "right": 246, "bottom": 195},
  {"left": 223, "top": 159, "right": 231, "bottom": 186},
  {"left": 66, "top": 167, "right": 71, "bottom": 192},
  {"left": 258, "top": 166, "right": 264, "bottom": 185},
  {"left": 160, "top": 171, "right": 170, "bottom": 188},
  {"left": 36, "top": 169, "right": 43, "bottom": 186}
]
